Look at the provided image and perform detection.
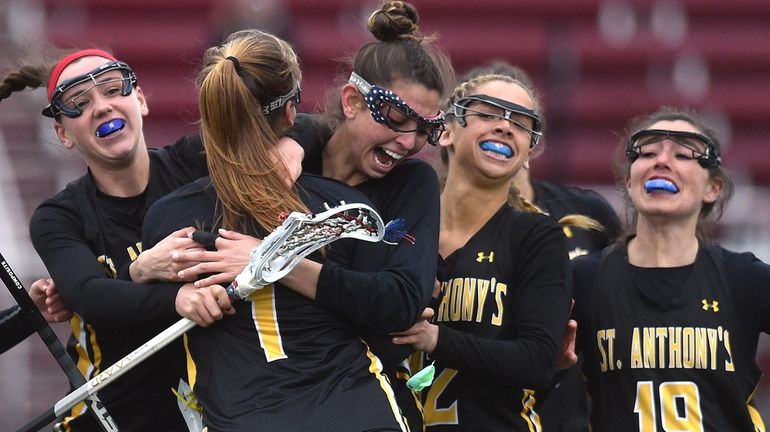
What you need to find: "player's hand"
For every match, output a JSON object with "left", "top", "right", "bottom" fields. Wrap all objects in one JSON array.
[
  {"left": 175, "top": 283, "right": 234, "bottom": 327},
  {"left": 559, "top": 319, "right": 578, "bottom": 370},
  {"left": 130, "top": 227, "right": 204, "bottom": 283},
  {"left": 275, "top": 136, "right": 304, "bottom": 186},
  {"left": 173, "top": 229, "right": 261, "bottom": 287},
  {"left": 30, "top": 278, "right": 72, "bottom": 323},
  {"left": 391, "top": 308, "right": 439, "bottom": 354}
]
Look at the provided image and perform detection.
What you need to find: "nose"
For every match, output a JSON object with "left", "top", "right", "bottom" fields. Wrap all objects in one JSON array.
[
  {"left": 393, "top": 131, "right": 419, "bottom": 152},
  {"left": 90, "top": 93, "right": 113, "bottom": 117},
  {"left": 653, "top": 142, "right": 675, "bottom": 166},
  {"left": 493, "top": 118, "right": 514, "bottom": 136}
]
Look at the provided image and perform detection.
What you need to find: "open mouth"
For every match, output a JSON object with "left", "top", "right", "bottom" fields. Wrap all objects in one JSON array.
[
  {"left": 373, "top": 147, "right": 404, "bottom": 169},
  {"left": 479, "top": 140, "right": 513, "bottom": 159},
  {"left": 95, "top": 118, "right": 126, "bottom": 138},
  {"left": 644, "top": 178, "right": 679, "bottom": 194}
]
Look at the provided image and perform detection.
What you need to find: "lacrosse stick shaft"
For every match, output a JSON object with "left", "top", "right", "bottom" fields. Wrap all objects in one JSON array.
[
  {"left": 17, "top": 317, "right": 196, "bottom": 432},
  {"left": 0, "top": 253, "right": 118, "bottom": 432}
]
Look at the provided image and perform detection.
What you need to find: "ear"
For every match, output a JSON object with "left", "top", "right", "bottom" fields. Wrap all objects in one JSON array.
[
  {"left": 53, "top": 122, "right": 76, "bottom": 150},
  {"left": 340, "top": 83, "right": 364, "bottom": 120},
  {"left": 438, "top": 122, "right": 454, "bottom": 149},
  {"left": 282, "top": 101, "right": 296, "bottom": 128},
  {"left": 703, "top": 176, "right": 723, "bottom": 204},
  {"left": 135, "top": 86, "right": 149, "bottom": 116}
]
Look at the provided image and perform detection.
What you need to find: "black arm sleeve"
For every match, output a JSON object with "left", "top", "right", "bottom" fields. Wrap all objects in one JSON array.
[
  {"left": 29, "top": 204, "right": 181, "bottom": 329},
  {"left": 727, "top": 251, "right": 770, "bottom": 335},
  {"left": 431, "top": 218, "right": 572, "bottom": 390},
  {"left": 0, "top": 306, "right": 34, "bottom": 354},
  {"left": 315, "top": 160, "right": 440, "bottom": 333}
]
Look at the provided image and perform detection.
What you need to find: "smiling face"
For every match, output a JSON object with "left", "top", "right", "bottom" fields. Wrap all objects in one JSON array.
[
  {"left": 441, "top": 80, "right": 536, "bottom": 184},
  {"left": 52, "top": 56, "right": 148, "bottom": 170},
  {"left": 626, "top": 119, "right": 722, "bottom": 224},
  {"left": 338, "top": 79, "right": 442, "bottom": 184}
]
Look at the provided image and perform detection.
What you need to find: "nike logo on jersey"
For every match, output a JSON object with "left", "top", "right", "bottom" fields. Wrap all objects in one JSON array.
[
  {"left": 701, "top": 299, "right": 720, "bottom": 312},
  {"left": 476, "top": 251, "right": 494, "bottom": 263}
]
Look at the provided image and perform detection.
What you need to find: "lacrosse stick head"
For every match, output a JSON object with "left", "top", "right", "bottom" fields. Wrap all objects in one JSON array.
[{"left": 227, "top": 202, "right": 385, "bottom": 300}]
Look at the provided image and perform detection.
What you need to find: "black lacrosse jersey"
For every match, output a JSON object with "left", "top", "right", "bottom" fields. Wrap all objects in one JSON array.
[
  {"left": 573, "top": 240, "right": 770, "bottom": 431},
  {"left": 532, "top": 180, "right": 621, "bottom": 432},
  {"left": 142, "top": 174, "right": 409, "bottom": 432},
  {"left": 29, "top": 136, "right": 207, "bottom": 431},
  {"left": 421, "top": 205, "right": 571, "bottom": 431}
]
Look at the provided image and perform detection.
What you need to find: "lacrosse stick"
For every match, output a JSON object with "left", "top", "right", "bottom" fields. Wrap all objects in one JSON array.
[
  {"left": 0, "top": 253, "right": 118, "bottom": 432},
  {"left": 18, "top": 202, "right": 386, "bottom": 432}
]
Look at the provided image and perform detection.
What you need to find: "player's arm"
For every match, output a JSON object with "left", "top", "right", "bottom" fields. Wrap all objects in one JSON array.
[
  {"left": 30, "top": 205, "right": 180, "bottom": 328},
  {"left": 314, "top": 161, "right": 440, "bottom": 333},
  {"left": 397, "top": 218, "right": 571, "bottom": 390}
]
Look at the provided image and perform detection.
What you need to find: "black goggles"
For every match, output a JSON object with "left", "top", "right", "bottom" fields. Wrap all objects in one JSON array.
[
  {"left": 262, "top": 82, "right": 301, "bottom": 115},
  {"left": 349, "top": 72, "right": 445, "bottom": 146},
  {"left": 43, "top": 61, "right": 137, "bottom": 118},
  {"left": 449, "top": 94, "right": 543, "bottom": 148},
  {"left": 626, "top": 129, "right": 721, "bottom": 168}
]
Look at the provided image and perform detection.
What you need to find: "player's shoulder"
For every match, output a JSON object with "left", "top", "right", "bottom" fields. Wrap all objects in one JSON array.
[
  {"left": 148, "top": 176, "right": 213, "bottom": 216},
  {"left": 32, "top": 173, "right": 91, "bottom": 218},
  {"left": 297, "top": 173, "right": 375, "bottom": 211},
  {"left": 536, "top": 181, "right": 613, "bottom": 210}
]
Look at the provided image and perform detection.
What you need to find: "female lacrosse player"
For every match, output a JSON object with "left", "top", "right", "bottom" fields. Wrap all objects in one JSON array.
[
  {"left": 158, "top": 3, "right": 453, "bottom": 429},
  {"left": 390, "top": 73, "right": 573, "bottom": 431},
  {"left": 141, "top": 29, "right": 412, "bottom": 431},
  {"left": 1, "top": 48, "right": 209, "bottom": 430},
  {"left": 572, "top": 107, "right": 769, "bottom": 431},
  {"left": 462, "top": 60, "right": 621, "bottom": 432}
]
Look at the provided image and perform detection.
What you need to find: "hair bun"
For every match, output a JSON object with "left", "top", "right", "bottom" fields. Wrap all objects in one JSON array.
[{"left": 367, "top": 1, "right": 420, "bottom": 42}]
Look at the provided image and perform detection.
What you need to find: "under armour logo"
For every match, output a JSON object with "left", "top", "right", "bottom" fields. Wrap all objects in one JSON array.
[
  {"left": 701, "top": 299, "right": 719, "bottom": 312},
  {"left": 476, "top": 252, "right": 494, "bottom": 263}
]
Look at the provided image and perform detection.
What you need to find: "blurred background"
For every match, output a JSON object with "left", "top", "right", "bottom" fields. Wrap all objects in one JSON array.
[{"left": 1, "top": 0, "right": 769, "bottom": 429}]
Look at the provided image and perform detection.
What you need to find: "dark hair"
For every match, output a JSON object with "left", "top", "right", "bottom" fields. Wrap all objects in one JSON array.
[
  {"left": 197, "top": 29, "right": 306, "bottom": 233},
  {"left": 614, "top": 106, "right": 734, "bottom": 239},
  {"left": 323, "top": 1, "right": 454, "bottom": 129},
  {"left": 0, "top": 49, "right": 108, "bottom": 118}
]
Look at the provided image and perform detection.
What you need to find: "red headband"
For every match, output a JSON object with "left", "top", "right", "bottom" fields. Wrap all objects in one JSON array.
[{"left": 47, "top": 49, "right": 117, "bottom": 102}]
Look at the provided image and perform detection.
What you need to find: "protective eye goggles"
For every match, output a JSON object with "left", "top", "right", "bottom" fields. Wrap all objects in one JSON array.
[
  {"left": 349, "top": 72, "right": 445, "bottom": 146},
  {"left": 262, "top": 82, "right": 301, "bottom": 115},
  {"left": 43, "top": 61, "right": 137, "bottom": 118},
  {"left": 449, "top": 94, "right": 543, "bottom": 148},
  {"left": 626, "top": 129, "right": 721, "bottom": 168}
]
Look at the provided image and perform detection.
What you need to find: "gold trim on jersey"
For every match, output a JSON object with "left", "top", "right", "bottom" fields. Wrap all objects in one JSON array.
[
  {"left": 363, "top": 341, "right": 409, "bottom": 432},
  {"left": 746, "top": 377, "right": 767, "bottom": 432},
  {"left": 249, "top": 285, "right": 287, "bottom": 362},
  {"left": 57, "top": 314, "right": 103, "bottom": 430},
  {"left": 519, "top": 389, "right": 542, "bottom": 432}
]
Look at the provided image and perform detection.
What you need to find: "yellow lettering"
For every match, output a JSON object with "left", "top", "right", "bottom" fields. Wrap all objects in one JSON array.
[
  {"left": 656, "top": 328, "right": 668, "bottom": 368},
  {"left": 682, "top": 327, "right": 694, "bottom": 369},
  {"left": 707, "top": 328, "right": 718, "bottom": 370},
  {"left": 475, "top": 280, "right": 489, "bottom": 322},
  {"left": 643, "top": 327, "right": 656, "bottom": 368},
  {"left": 668, "top": 327, "right": 682, "bottom": 369},
  {"left": 695, "top": 328, "right": 708, "bottom": 369},
  {"left": 461, "top": 279, "right": 476, "bottom": 321},
  {"left": 723, "top": 329, "right": 735, "bottom": 372},
  {"left": 631, "top": 328, "right": 642, "bottom": 369},
  {"left": 491, "top": 279, "right": 505, "bottom": 326},
  {"left": 437, "top": 281, "right": 451, "bottom": 322},
  {"left": 450, "top": 279, "right": 463, "bottom": 321}
]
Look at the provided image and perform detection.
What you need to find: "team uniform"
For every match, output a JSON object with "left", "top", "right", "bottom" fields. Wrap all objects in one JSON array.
[
  {"left": 573, "top": 239, "right": 770, "bottom": 431},
  {"left": 29, "top": 136, "right": 207, "bottom": 431},
  {"left": 291, "top": 113, "right": 440, "bottom": 430},
  {"left": 420, "top": 205, "right": 571, "bottom": 431},
  {"left": 0, "top": 306, "right": 34, "bottom": 354},
  {"left": 531, "top": 180, "right": 621, "bottom": 432},
  {"left": 142, "top": 173, "right": 412, "bottom": 432}
]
